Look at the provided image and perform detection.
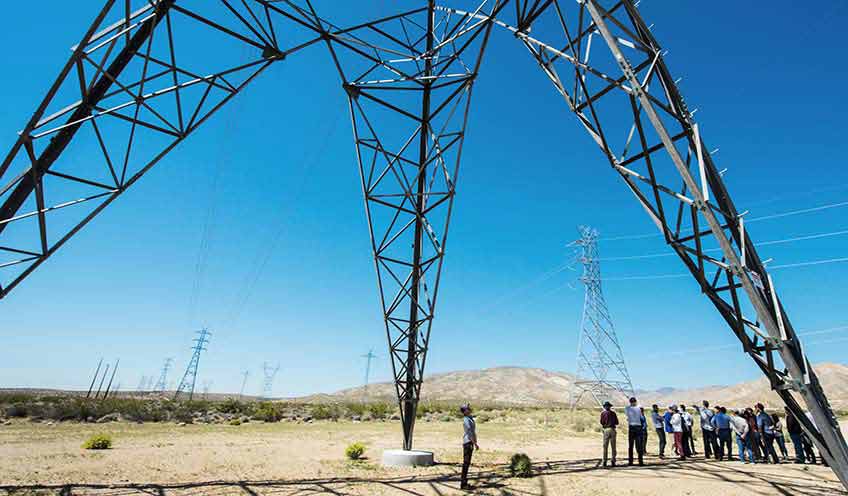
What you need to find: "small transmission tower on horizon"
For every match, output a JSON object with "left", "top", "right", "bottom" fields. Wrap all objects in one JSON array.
[
  {"left": 153, "top": 358, "right": 174, "bottom": 393},
  {"left": 239, "top": 369, "right": 250, "bottom": 399},
  {"left": 174, "top": 328, "right": 211, "bottom": 401},
  {"left": 361, "top": 349, "right": 378, "bottom": 396},
  {"left": 262, "top": 362, "right": 280, "bottom": 400},
  {"left": 569, "top": 226, "right": 635, "bottom": 408}
]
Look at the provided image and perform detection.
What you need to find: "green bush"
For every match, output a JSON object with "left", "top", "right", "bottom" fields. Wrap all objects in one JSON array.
[
  {"left": 312, "top": 404, "right": 342, "bottom": 421},
  {"left": 345, "top": 442, "right": 366, "bottom": 460},
  {"left": 509, "top": 453, "right": 533, "bottom": 478},
  {"left": 342, "top": 402, "right": 366, "bottom": 417},
  {"left": 82, "top": 434, "right": 113, "bottom": 450},
  {"left": 229, "top": 419, "right": 242, "bottom": 426},
  {"left": 218, "top": 398, "right": 253, "bottom": 416},
  {"left": 254, "top": 402, "right": 283, "bottom": 422},
  {"left": 367, "top": 402, "right": 392, "bottom": 419}
]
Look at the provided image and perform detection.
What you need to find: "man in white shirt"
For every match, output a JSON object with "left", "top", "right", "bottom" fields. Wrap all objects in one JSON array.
[
  {"left": 670, "top": 406, "right": 688, "bottom": 460},
  {"left": 624, "top": 397, "right": 644, "bottom": 466}
]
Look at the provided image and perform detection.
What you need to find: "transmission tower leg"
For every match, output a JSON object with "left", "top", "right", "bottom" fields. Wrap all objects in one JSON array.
[{"left": 325, "top": 2, "right": 499, "bottom": 452}]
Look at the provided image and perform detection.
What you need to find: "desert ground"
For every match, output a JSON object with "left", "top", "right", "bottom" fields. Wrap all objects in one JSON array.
[{"left": 2, "top": 412, "right": 845, "bottom": 496}]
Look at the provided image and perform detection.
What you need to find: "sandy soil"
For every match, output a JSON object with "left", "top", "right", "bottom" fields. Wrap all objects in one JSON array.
[{"left": 1, "top": 416, "right": 844, "bottom": 496}]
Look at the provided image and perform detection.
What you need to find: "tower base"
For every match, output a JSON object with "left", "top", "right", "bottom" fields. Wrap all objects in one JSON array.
[{"left": 381, "top": 449, "right": 434, "bottom": 467}]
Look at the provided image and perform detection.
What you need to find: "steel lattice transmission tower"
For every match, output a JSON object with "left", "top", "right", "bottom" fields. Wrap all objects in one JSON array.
[
  {"left": 261, "top": 362, "right": 280, "bottom": 400},
  {"left": 327, "top": 0, "right": 500, "bottom": 451},
  {"left": 1, "top": 0, "right": 848, "bottom": 484},
  {"left": 238, "top": 369, "right": 250, "bottom": 399},
  {"left": 174, "top": 328, "right": 210, "bottom": 401},
  {"left": 569, "top": 226, "right": 634, "bottom": 408},
  {"left": 153, "top": 357, "right": 174, "bottom": 393},
  {"left": 361, "top": 349, "right": 377, "bottom": 394}
]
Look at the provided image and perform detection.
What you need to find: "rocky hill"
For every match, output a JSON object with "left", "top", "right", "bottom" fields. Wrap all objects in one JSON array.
[{"left": 314, "top": 363, "right": 848, "bottom": 410}]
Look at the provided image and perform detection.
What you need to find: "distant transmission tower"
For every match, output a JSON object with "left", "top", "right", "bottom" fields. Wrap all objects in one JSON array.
[
  {"left": 239, "top": 370, "right": 250, "bottom": 399},
  {"left": 202, "top": 380, "right": 212, "bottom": 400},
  {"left": 569, "top": 226, "right": 635, "bottom": 408},
  {"left": 361, "top": 349, "right": 377, "bottom": 396},
  {"left": 153, "top": 358, "right": 174, "bottom": 393},
  {"left": 136, "top": 375, "right": 148, "bottom": 393},
  {"left": 86, "top": 358, "right": 104, "bottom": 398},
  {"left": 174, "top": 328, "right": 211, "bottom": 401},
  {"left": 262, "top": 362, "right": 280, "bottom": 400}
]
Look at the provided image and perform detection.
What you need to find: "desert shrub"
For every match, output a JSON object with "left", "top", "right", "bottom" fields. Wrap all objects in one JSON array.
[
  {"left": 0, "top": 393, "right": 33, "bottom": 404},
  {"left": 367, "top": 402, "right": 392, "bottom": 419},
  {"left": 82, "top": 434, "right": 113, "bottom": 450},
  {"left": 218, "top": 398, "right": 253, "bottom": 416},
  {"left": 171, "top": 404, "right": 195, "bottom": 424},
  {"left": 345, "top": 442, "right": 366, "bottom": 460},
  {"left": 254, "top": 402, "right": 283, "bottom": 422},
  {"left": 5, "top": 404, "right": 28, "bottom": 418},
  {"left": 229, "top": 419, "right": 242, "bottom": 426},
  {"left": 312, "top": 404, "right": 343, "bottom": 421},
  {"left": 509, "top": 453, "right": 533, "bottom": 478},
  {"left": 573, "top": 417, "right": 590, "bottom": 433},
  {"left": 345, "top": 402, "right": 368, "bottom": 417}
]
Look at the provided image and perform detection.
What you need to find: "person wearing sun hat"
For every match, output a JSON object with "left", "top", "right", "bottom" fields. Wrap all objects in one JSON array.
[{"left": 600, "top": 400, "right": 619, "bottom": 467}]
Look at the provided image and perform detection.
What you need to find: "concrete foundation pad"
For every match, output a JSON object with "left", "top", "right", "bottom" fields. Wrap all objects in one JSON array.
[{"left": 381, "top": 449, "right": 435, "bottom": 467}]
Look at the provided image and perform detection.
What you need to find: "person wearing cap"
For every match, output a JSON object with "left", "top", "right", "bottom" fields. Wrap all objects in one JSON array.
[
  {"left": 651, "top": 404, "right": 666, "bottom": 458},
  {"left": 600, "top": 401, "right": 619, "bottom": 467},
  {"left": 624, "top": 397, "right": 644, "bottom": 466},
  {"left": 697, "top": 400, "right": 719, "bottom": 459},
  {"left": 459, "top": 403, "right": 478, "bottom": 490}
]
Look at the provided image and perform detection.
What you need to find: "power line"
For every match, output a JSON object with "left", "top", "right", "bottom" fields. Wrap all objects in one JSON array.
[
  {"left": 603, "top": 255, "right": 848, "bottom": 282},
  {"left": 600, "top": 199, "right": 848, "bottom": 242},
  {"left": 600, "top": 228, "right": 848, "bottom": 262},
  {"left": 645, "top": 325, "right": 848, "bottom": 359},
  {"left": 222, "top": 110, "right": 343, "bottom": 331}
]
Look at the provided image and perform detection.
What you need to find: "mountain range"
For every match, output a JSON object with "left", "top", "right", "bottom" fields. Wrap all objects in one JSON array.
[{"left": 310, "top": 362, "right": 848, "bottom": 410}]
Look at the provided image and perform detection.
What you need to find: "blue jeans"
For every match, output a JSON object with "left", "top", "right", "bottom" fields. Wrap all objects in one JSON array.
[{"left": 736, "top": 433, "right": 753, "bottom": 462}]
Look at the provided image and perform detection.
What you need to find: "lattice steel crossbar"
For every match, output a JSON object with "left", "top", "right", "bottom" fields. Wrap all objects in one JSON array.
[{"left": 1, "top": 0, "right": 846, "bottom": 486}]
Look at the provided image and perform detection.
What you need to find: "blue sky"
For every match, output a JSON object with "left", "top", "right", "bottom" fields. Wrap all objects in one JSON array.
[{"left": 1, "top": 1, "right": 846, "bottom": 398}]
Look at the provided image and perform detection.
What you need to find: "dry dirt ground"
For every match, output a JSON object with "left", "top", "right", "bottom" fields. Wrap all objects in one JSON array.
[{"left": 1, "top": 415, "right": 845, "bottom": 496}]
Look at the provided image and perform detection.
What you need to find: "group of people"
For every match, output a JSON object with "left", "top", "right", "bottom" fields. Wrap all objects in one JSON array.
[{"left": 599, "top": 397, "right": 826, "bottom": 467}]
